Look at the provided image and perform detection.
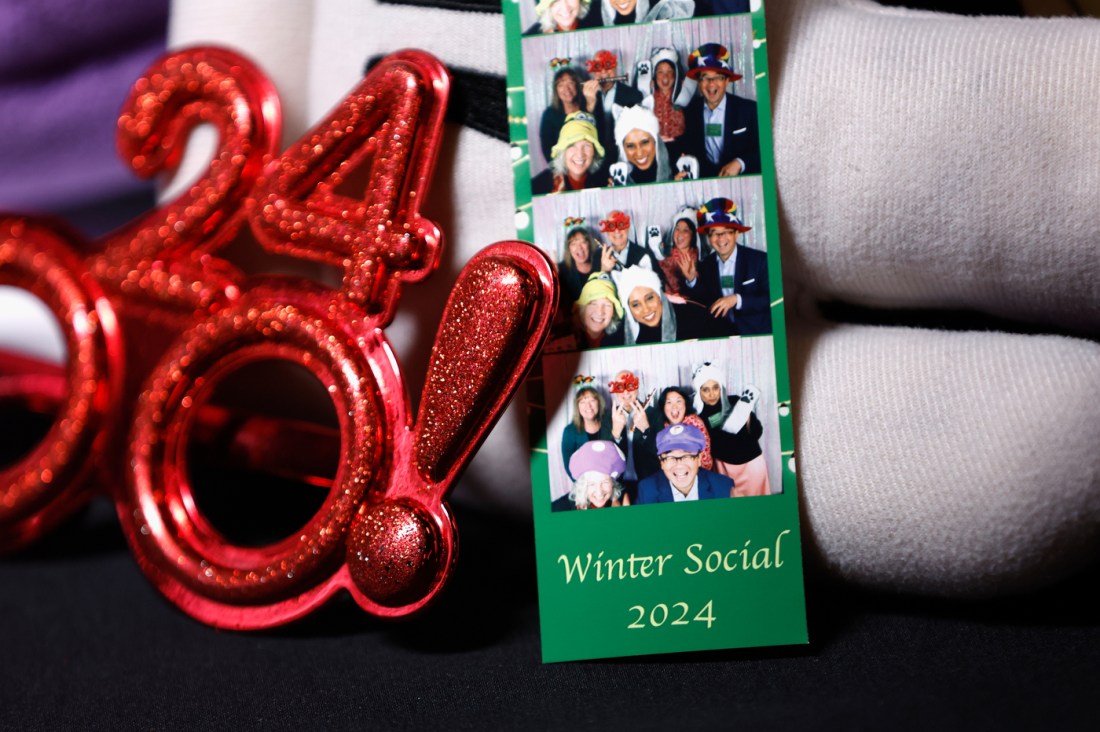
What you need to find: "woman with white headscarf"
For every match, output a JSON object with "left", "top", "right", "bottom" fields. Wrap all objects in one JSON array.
[
  {"left": 612, "top": 105, "right": 681, "bottom": 186},
  {"left": 599, "top": 0, "right": 694, "bottom": 26},
  {"left": 617, "top": 266, "right": 731, "bottom": 345}
]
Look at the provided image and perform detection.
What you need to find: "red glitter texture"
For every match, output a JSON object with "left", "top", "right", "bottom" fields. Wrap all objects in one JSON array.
[
  {"left": 599, "top": 210, "right": 631, "bottom": 232},
  {"left": 0, "top": 47, "right": 558, "bottom": 629},
  {"left": 608, "top": 372, "right": 640, "bottom": 394}
]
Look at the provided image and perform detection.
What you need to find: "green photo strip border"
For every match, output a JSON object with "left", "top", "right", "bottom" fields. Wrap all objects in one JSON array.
[{"left": 503, "top": 1, "right": 807, "bottom": 663}]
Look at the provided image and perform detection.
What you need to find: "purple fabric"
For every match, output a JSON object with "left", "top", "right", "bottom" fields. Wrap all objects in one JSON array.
[{"left": 0, "top": 0, "right": 168, "bottom": 211}]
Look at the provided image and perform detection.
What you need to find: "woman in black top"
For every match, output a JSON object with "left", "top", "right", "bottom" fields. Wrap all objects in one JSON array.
[
  {"left": 691, "top": 361, "right": 771, "bottom": 497},
  {"left": 617, "top": 266, "right": 734, "bottom": 345}
]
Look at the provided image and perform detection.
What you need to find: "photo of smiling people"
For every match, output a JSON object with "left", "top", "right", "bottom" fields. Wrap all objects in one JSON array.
[
  {"left": 543, "top": 336, "right": 781, "bottom": 510},
  {"left": 516, "top": 0, "right": 752, "bottom": 36},
  {"left": 535, "top": 175, "right": 769, "bottom": 351},
  {"left": 521, "top": 13, "right": 757, "bottom": 194}
]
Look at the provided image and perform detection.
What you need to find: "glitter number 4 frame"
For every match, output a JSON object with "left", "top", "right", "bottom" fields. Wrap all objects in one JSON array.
[{"left": 0, "top": 48, "right": 557, "bottom": 629}]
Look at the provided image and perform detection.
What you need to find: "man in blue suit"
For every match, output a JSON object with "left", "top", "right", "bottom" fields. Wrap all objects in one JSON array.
[
  {"left": 637, "top": 424, "right": 734, "bottom": 504},
  {"left": 678, "top": 43, "right": 760, "bottom": 178},
  {"left": 683, "top": 197, "right": 772, "bottom": 336}
]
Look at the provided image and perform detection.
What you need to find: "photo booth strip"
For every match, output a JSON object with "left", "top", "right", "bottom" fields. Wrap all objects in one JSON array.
[{"left": 503, "top": 1, "right": 807, "bottom": 664}]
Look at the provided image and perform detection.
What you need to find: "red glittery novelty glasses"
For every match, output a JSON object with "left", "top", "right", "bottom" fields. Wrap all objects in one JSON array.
[
  {"left": 599, "top": 212, "right": 630, "bottom": 232},
  {"left": 0, "top": 47, "right": 557, "bottom": 629},
  {"left": 608, "top": 373, "right": 639, "bottom": 393},
  {"left": 587, "top": 52, "right": 617, "bottom": 73}
]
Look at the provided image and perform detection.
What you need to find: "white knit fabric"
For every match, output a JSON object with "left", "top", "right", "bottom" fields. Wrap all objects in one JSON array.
[
  {"left": 168, "top": 0, "right": 1100, "bottom": 597},
  {"left": 791, "top": 316, "right": 1100, "bottom": 596},
  {"left": 769, "top": 0, "right": 1100, "bottom": 332}
]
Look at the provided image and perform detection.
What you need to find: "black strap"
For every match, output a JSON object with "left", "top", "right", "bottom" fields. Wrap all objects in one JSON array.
[
  {"left": 365, "top": 56, "right": 507, "bottom": 142},
  {"left": 376, "top": 0, "right": 503, "bottom": 13}
]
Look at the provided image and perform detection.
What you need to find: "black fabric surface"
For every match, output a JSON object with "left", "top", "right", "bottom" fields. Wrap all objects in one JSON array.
[{"left": 2, "top": 497, "right": 1097, "bottom": 730}]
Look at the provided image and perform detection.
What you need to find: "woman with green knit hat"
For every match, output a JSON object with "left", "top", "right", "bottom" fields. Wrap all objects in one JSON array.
[
  {"left": 544, "top": 272, "right": 624, "bottom": 353},
  {"left": 573, "top": 273, "right": 624, "bottom": 349},
  {"left": 532, "top": 111, "right": 608, "bottom": 195}
]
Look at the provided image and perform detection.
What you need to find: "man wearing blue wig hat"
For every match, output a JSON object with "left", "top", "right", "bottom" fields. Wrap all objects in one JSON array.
[
  {"left": 636, "top": 423, "right": 734, "bottom": 504},
  {"left": 684, "top": 197, "right": 772, "bottom": 337}
]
